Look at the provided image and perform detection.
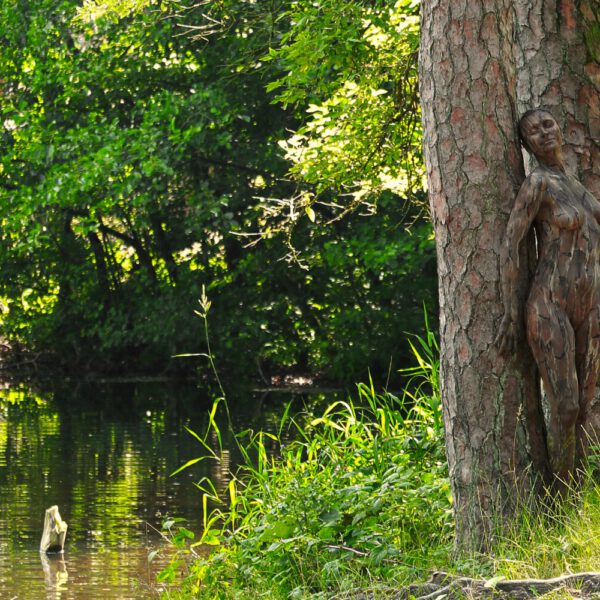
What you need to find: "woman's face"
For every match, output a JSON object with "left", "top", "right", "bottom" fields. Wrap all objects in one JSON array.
[{"left": 521, "top": 111, "right": 562, "bottom": 160}]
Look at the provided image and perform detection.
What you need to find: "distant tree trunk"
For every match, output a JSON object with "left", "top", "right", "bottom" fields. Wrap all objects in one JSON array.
[
  {"left": 55, "top": 210, "right": 86, "bottom": 307},
  {"left": 87, "top": 231, "right": 111, "bottom": 299},
  {"left": 100, "top": 214, "right": 158, "bottom": 282},
  {"left": 149, "top": 212, "right": 178, "bottom": 284}
]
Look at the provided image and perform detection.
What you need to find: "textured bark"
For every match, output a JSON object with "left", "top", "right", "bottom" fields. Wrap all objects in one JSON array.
[
  {"left": 420, "top": 0, "right": 600, "bottom": 551},
  {"left": 420, "top": 0, "right": 534, "bottom": 550},
  {"left": 514, "top": 1, "right": 600, "bottom": 438},
  {"left": 514, "top": 1, "right": 600, "bottom": 192}
]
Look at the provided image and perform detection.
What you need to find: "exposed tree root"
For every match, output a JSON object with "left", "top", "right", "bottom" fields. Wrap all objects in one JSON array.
[{"left": 331, "top": 572, "right": 600, "bottom": 599}]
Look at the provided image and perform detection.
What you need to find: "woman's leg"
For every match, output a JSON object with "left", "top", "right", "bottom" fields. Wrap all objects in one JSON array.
[
  {"left": 575, "top": 305, "right": 600, "bottom": 471},
  {"left": 526, "top": 292, "right": 579, "bottom": 489}
]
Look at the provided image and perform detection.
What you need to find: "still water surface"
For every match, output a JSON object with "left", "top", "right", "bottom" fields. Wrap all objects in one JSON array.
[{"left": 0, "top": 379, "right": 335, "bottom": 599}]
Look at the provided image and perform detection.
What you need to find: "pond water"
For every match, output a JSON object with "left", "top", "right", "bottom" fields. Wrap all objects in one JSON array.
[{"left": 0, "top": 379, "right": 337, "bottom": 599}]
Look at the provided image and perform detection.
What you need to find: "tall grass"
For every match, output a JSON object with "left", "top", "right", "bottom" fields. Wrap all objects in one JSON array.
[
  {"left": 159, "top": 299, "right": 600, "bottom": 598},
  {"left": 157, "top": 328, "right": 453, "bottom": 598},
  {"left": 490, "top": 472, "right": 600, "bottom": 581}
]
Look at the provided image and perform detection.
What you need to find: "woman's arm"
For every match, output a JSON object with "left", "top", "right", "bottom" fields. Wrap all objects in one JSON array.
[{"left": 495, "top": 174, "right": 545, "bottom": 355}]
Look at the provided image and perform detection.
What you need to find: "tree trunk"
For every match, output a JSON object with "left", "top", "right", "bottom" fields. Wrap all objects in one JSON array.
[
  {"left": 87, "top": 230, "right": 112, "bottom": 299},
  {"left": 514, "top": 0, "right": 600, "bottom": 450},
  {"left": 149, "top": 212, "right": 178, "bottom": 284},
  {"left": 420, "top": 0, "right": 600, "bottom": 552},
  {"left": 420, "top": 0, "right": 542, "bottom": 552},
  {"left": 514, "top": 0, "right": 600, "bottom": 193}
]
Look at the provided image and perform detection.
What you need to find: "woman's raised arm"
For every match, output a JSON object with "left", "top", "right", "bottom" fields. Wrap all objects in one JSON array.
[{"left": 495, "top": 174, "right": 545, "bottom": 356}]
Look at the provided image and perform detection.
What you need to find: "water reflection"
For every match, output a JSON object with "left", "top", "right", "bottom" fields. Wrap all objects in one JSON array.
[
  {"left": 40, "top": 554, "right": 68, "bottom": 597},
  {"left": 0, "top": 380, "right": 338, "bottom": 598}
]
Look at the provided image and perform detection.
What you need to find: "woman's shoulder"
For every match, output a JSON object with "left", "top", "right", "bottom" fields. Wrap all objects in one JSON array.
[
  {"left": 520, "top": 168, "right": 549, "bottom": 195},
  {"left": 526, "top": 167, "right": 550, "bottom": 184}
]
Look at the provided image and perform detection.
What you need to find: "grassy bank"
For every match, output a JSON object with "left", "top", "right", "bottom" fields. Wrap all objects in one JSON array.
[{"left": 154, "top": 331, "right": 600, "bottom": 599}]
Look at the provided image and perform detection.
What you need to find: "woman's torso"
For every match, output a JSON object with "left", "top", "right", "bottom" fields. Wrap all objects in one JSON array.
[{"left": 529, "top": 168, "right": 600, "bottom": 321}]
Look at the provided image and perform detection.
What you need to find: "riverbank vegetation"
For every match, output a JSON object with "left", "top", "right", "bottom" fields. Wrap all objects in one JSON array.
[
  {"left": 156, "top": 328, "right": 454, "bottom": 597},
  {"left": 154, "top": 332, "right": 600, "bottom": 599}
]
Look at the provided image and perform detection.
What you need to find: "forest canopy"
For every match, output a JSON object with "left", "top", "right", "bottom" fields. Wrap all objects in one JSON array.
[{"left": 0, "top": 0, "right": 435, "bottom": 383}]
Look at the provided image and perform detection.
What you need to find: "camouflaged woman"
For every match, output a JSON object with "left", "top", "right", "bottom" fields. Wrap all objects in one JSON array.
[{"left": 497, "top": 109, "right": 600, "bottom": 490}]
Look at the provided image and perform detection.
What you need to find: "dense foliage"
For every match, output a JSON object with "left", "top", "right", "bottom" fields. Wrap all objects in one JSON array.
[
  {"left": 0, "top": 0, "right": 435, "bottom": 382},
  {"left": 156, "top": 333, "right": 453, "bottom": 598},
  {"left": 155, "top": 324, "right": 600, "bottom": 599},
  {"left": 157, "top": 390, "right": 600, "bottom": 598}
]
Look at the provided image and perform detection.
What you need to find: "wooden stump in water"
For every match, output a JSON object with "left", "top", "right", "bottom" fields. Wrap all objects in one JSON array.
[{"left": 40, "top": 506, "right": 68, "bottom": 554}]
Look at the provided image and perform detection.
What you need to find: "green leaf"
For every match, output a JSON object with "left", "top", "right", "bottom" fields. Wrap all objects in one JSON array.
[
  {"left": 305, "top": 206, "right": 316, "bottom": 222},
  {"left": 170, "top": 456, "right": 207, "bottom": 476},
  {"left": 319, "top": 508, "right": 340, "bottom": 524}
]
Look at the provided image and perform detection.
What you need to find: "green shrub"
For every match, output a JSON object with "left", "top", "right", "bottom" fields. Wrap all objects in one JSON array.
[
  {"left": 156, "top": 331, "right": 453, "bottom": 598},
  {"left": 155, "top": 312, "right": 600, "bottom": 599}
]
